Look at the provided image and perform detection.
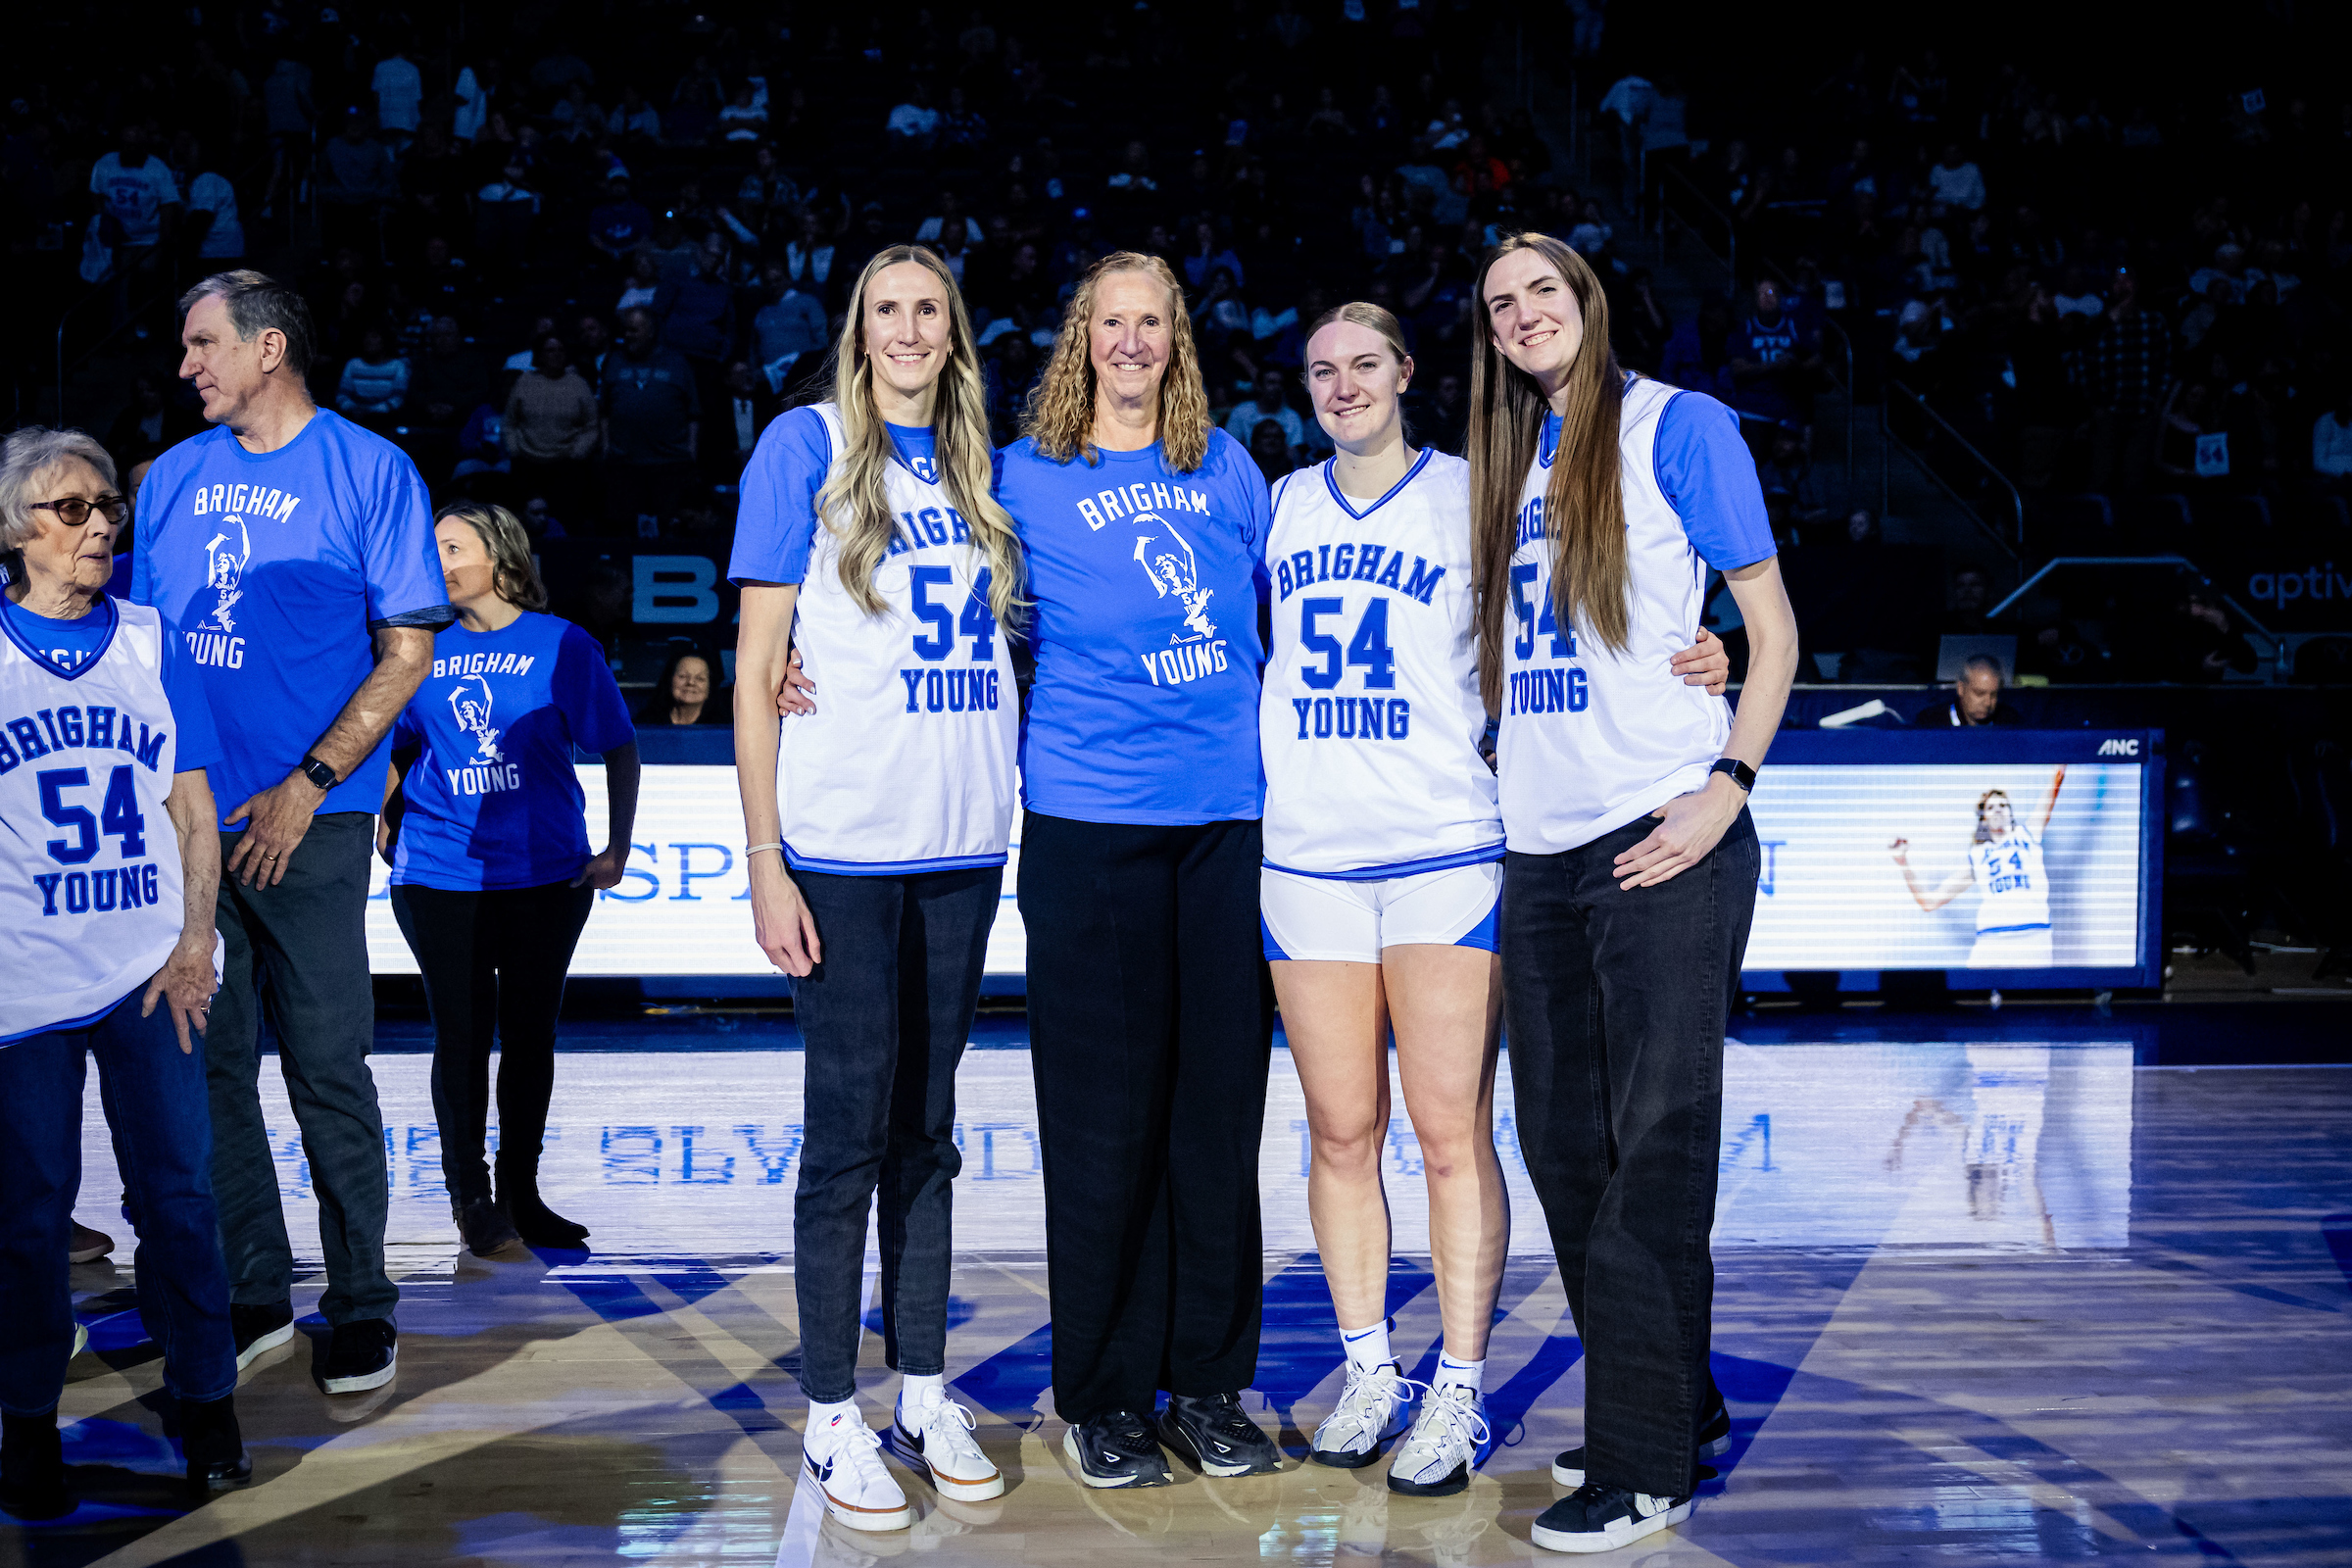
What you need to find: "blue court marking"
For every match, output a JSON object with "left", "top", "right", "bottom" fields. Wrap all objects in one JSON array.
[{"left": 2323, "top": 1215, "right": 2352, "bottom": 1298}]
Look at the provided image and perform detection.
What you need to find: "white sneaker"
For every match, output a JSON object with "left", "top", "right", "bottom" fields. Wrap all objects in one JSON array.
[
  {"left": 1386, "top": 1382, "right": 1492, "bottom": 1496},
  {"left": 803, "top": 1409, "right": 911, "bottom": 1532},
  {"left": 1310, "top": 1360, "right": 1414, "bottom": 1468},
  {"left": 891, "top": 1393, "right": 1004, "bottom": 1501}
]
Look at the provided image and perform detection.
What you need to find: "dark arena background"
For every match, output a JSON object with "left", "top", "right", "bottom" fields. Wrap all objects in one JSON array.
[{"left": 7, "top": 0, "right": 2351, "bottom": 1562}]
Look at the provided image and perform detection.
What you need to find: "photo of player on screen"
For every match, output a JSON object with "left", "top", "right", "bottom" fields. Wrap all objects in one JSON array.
[{"left": 1888, "top": 766, "right": 2067, "bottom": 967}]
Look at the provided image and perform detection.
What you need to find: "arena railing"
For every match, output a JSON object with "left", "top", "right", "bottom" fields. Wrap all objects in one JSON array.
[{"left": 1884, "top": 379, "right": 2025, "bottom": 565}]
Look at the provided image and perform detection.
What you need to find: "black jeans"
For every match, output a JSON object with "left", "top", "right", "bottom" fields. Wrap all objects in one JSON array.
[
  {"left": 791, "top": 866, "right": 1002, "bottom": 1406},
  {"left": 389, "top": 879, "right": 597, "bottom": 1205},
  {"left": 1019, "top": 812, "right": 1271, "bottom": 1424},
  {"left": 206, "top": 813, "right": 398, "bottom": 1326},
  {"left": 1503, "top": 809, "right": 1760, "bottom": 1496}
]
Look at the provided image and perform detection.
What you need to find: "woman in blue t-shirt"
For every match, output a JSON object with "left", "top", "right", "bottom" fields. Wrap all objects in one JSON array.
[
  {"left": 378, "top": 502, "right": 639, "bottom": 1257},
  {"left": 1466, "top": 234, "right": 1799, "bottom": 1556},
  {"left": 991, "top": 251, "right": 1281, "bottom": 1488}
]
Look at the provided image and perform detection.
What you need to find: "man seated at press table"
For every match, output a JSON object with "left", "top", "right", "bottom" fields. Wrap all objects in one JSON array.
[{"left": 1916, "top": 654, "right": 2025, "bottom": 727}]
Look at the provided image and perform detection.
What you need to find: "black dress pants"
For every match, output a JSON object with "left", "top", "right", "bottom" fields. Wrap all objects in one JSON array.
[
  {"left": 1018, "top": 811, "right": 1271, "bottom": 1425},
  {"left": 1503, "top": 810, "right": 1760, "bottom": 1496}
]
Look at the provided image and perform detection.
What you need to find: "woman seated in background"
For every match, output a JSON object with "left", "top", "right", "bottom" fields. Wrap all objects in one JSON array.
[{"left": 637, "top": 648, "right": 729, "bottom": 726}]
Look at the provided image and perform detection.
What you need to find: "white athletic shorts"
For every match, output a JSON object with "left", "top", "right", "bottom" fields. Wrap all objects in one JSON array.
[
  {"left": 1260, "top": 859, "right": 1502, "bottom": 965},
  {"left": 1967, "top": 927, "right": 2054, "bottom": 967}
]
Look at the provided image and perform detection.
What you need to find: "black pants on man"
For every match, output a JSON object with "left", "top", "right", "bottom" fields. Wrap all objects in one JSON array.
[
  {"left": 1019, "top": 812, "right": 1270, "bottom": 1426},
  {"left": 1503, "top": 810, "right": 1760, "bottom": 1496},
  {"left": 389, "top": 879, "right": 596, "bottom": 1206}
]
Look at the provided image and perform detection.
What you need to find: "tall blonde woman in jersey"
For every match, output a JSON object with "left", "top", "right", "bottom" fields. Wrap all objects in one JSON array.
[
  {"left": 1889, "top": 767, "right": 2065, "bottom": 966},
  {"left": 1263, "top": 304, "right": 1729, "bottom": 1496},
  {"left": 730, "top": 244, "right": 1021, "bottom": 1533},
  {"left": 1466, "top": 233, "right": 1798, "bottom": 1555}
]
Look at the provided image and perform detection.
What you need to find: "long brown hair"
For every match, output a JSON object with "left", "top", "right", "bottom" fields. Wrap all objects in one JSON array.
[
  {"left": 816, "top": 244, "right": 1024, "bottom": 626},
  {"left": 1021, "top": 251, "right": 1213, "bottom": 473},
  {"left": 1466, "top": 233, "right": 1627, "bottom": 712}
]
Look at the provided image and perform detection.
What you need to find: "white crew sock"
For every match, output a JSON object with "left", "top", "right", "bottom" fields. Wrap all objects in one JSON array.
[
  {"left": 807, "top": 1396, "right": 861, "bottom": 1448},
  {"left": 1339, "top": 1318, "right": 1394, "bottom": 1372},
  {"left": 899, "top": 1373, "right": 945, "bottom": 1417},
  {"left": 1435, "top": 1353, "right": 1485, "bottom": 1396}
]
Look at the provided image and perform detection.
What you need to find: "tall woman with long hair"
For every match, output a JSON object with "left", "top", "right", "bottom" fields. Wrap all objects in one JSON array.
[
  {"left": 993, "top": 252, "right": 1281, "bottom": 1489},
  {"left": 1265, "top": 305, "right": 1728, "bottom": 1496},
  {"left": 731, "top": 245, "right": 1022, "bottom": 1532},
  {"left": 1465, "top": 234, "right": 1798, "bottom": 1555}
]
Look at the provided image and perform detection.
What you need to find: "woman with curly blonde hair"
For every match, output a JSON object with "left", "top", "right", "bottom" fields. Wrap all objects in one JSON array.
[{"left": 994, "top": 251, "right": 1281, "bottom": 1488}]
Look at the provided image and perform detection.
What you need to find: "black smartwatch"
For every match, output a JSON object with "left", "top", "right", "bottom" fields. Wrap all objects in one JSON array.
[
  {"left": 299, "top": 755, "right": 340, "bottom": 791},
  {"left": 1709, "top": 757, "right": 1756, "bottom": 793}
]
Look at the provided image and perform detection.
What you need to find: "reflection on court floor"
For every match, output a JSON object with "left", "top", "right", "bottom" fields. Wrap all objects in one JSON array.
[{"left": 52, "top": 1046, "right": 2350, "bottom": 1567}]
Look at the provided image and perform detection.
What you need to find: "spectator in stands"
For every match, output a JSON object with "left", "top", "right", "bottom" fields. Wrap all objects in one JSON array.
[
  {"left": 616, "top": 252, "right": 664, "bottom": 318},
  {"left": 410, "top": 316, "right": 490, "bottom": 437},
  {"left": 888, "top": 85, "right": 943, "bottom": 150},
  {"left": 602, "top": 308, "right": 701, "bottom": 537},
  {"left": 2164, "top": 590, "right": 2258, "bottom": 683},
  {"left": 318, "top": 110, "right": 398, "bottom": 252},
  {"left": 711, "top": 360, "right": 782, "bottom": 480},
  {"left": 1726, "top": 278, "right": 1820, "bottom": 439},
  {"left": 1915, "top": 654, "right": 2023, "bottom": 726},
  {"left": 575, "top": 315, "right": 613, "bottom": 388},
  {"left": 335, "top": 328, "right": 410, "bottom": 424},
  {"left": 504, "top": 334, "right": 600, "bottom": 518},
  {"left": 1223, "top": 367, "right": 1306, "bottom": 452},
  {"left": 588, "top": 175, "right": 655, "bottom": 263},
  {"left": 2313, "top": 390, "right": 2352, "bottom": 494},
  {"left": 2086, "top": 270, "right": 2172, "bottom": 494},
  {"left": 609, "top": 85, "right": 661, "bottom": 143},
  {"left": 106, "top": 372, "right": 201, "bottom": 473},
  {"left": 753, "top": 265, "right": 828, "bottom": 375},
  {"left": 474, "top": 160, "right": 540, "bottom": 271},
  {"left": 1184, "top": 220, "right": 1245, "bottom": 293},
  {"left": 637, "top": 650, "right": 726, "bottom": 726},
  {"left": 89, "top": 123, "right": 180, "bottom": 320},
  {"left": 1926, "top": 143, "right": 1985, "bottom": 211},
  {"left": 180, "top": 140, "right": 245, "bottom": 270},
  {"left": 662, "top": 239, "right": 738, "bottom": 383},
  {"left": 371, "top": 39, "right": 422, "bottom": 149},
  {"left": 1247, "top": 418, "right": 1296, "bottom": 484}
]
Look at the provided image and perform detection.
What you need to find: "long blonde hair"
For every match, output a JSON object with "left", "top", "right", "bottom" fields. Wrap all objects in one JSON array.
[
  {"left": 1467, "top": 233, "right": 1628, "bottom": 712},
  {"left": 1021, "top": 251, "right": 1212, "bottom": 473},
  {"left": 816, "top": 244, "right": 1024, "bottom": 626}
]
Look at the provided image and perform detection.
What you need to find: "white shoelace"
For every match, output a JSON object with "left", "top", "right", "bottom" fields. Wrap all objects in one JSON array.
[
  {"left": 815, "top": 1417, "right": 892, "bottom": 1484},
  {"left": 1325, "top": 1361, "right": 1411, "bottom": 1441},
  {"left": 1399, "top": 1380, "right": 1491, "bottom": 1453},
  {"left": 906, "top": 1396, "right": 986, "bottom": 1462}
]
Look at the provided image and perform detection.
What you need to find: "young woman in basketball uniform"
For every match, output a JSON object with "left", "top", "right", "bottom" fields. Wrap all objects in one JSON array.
[
  {"left": 1264, "top": 304, "right": 1727, "bottom": 1497},
  {"left": 1890, "top": 767, "right": 2066, "bottom": 967},
  {"left": 1466, "top": 234, "right": 1799, "bottom": 1555},
  {"left": 730, "top": 244, "right": 1018, "bottom": 1532}
]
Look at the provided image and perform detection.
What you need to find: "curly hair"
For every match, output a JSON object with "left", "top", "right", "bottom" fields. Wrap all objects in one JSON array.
[
  {"left": 1020, "top": 251, "right": 1212, "bottom": 473},
  {"left": 1974, "top": 788, "right": 2014, "bottom": 844}
]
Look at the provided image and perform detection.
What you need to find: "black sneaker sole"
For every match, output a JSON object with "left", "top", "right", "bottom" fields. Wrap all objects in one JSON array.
[
  {"left": 1063, "top": 1426, "right": 1171, "bottom": 1489},
  {"left": 1388, "top": 1459, "right": 1470, "bottom": 1497},
  {"left": 1309, "top": 1441, "right": 1393, "bottom": 1469}
]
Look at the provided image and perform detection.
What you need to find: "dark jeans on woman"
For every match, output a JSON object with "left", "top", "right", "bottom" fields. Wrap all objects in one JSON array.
[
  {"left": 208, "top": 813, "right": 397, "bottom": 1327},
  {"left": 1019, "top": 812, "right": 1270, "bottom": 1425},
  {"left": 789, "top": 866, "right": 1002, "bottom": 1405},
  {"left": 0, "top": 988, "right": 236, "bottom": 1415},
  {"left": 389, "top": 879, "right": 597, "bottom": 1205},
  {"left": 1503, "top": 809, "right": 1760, "bottom": 1497}
]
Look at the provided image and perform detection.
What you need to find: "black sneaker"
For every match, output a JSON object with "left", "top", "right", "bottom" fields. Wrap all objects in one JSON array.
[
  {"left": 1551, "top": 1401, "right": 1729, "bottom": 1487},
  {"left": 1062, "top": 1410, "right": 1172, "bottom": 1489},
  {"left": 69, "top": 1222, "right": 114, "bottom": 1264},
  {"left": 179, "top": 1394, "right": 253, "bottom": 1492},
  {"left": 0, "top": 1411, "right": 70, "bottom": 1521},
  {"left": 320, "top": 1319, "right": 398, "bottom": 1395},
  {"left": 1530, "top": 1483, "right": 1693, "bottom": 1554},
  {"left": 231, "top": 1299, "right": 296, "bottom": 1372},
  {"left": 500, "top": 1189, "right": 590, "bottom": 1249},
  {"left": 1157, "top": 1392, "right": 1281, "bottom": 1478}
]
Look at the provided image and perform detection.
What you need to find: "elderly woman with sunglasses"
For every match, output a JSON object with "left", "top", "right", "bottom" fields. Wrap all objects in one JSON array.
[{"left": 0, "top": 427, "right": 248, "bottom": 1519}]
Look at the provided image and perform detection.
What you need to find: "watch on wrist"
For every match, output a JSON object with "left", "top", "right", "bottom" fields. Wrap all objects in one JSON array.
[
  {"left": 299, "top": 755, "right": 340, "bottom": 791},
  {"left": 1710, "top": 757, "right": 1756, "bottom": 793}
]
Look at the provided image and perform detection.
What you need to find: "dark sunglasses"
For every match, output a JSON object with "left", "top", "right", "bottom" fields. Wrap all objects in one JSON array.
[{"left": 31, "top": 496, "right": 128, "bottom": 527}]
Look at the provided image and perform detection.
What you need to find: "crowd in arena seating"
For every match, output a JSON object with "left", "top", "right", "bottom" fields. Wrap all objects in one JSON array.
[{"left": 12, "top": 4, "right": 2348, "bottom": 691}]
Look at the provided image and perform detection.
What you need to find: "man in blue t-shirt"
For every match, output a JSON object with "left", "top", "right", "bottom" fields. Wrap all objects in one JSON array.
[{"left": 133, "top": 270, "right": 452, "bottom": 1396}]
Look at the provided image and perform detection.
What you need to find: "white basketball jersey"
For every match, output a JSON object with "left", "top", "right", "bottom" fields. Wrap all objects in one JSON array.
[
  {"left": 0, "top": 602, "right": 187, "bottom": 1041},
  {"left": 1498, "top": 377, "right": 1734, "bottom": 854},
  {"left": 1260, "top": 451, "right": 1501, "bottom": 878},
  {"left": 1969, "top": 825, "right": 2050, "bottom": 934},
  {"left": 775, "top": 404, "right": 1017, "bottom": 873}
]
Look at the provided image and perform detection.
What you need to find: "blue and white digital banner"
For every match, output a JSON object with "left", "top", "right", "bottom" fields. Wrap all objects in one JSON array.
[{"left": 367, "top": 764, "right": 1032, "bottom": 978}]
